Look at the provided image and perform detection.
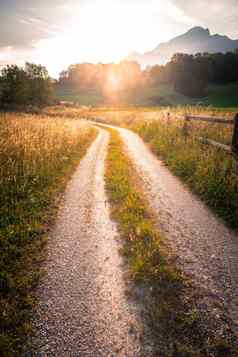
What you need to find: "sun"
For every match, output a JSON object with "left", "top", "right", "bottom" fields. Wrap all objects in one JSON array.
[
  {"left": 34, "top": 1, "right": 148, "bottom": 76},
  {"left": 70, "top": 1, "right": 139, "bottom": 61}
]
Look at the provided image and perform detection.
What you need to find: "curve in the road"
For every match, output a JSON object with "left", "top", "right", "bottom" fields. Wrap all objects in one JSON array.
[{"left": 33, "top": 128, "right": 151, "bottom": 356}]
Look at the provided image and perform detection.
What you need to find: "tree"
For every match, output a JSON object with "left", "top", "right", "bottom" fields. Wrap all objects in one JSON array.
[
  {"left": 0, "top": 63, "right": 53, "bottom": 108},
  {"left": 0, "top": 65, "right": 30, "bottom": 106},
  {"left": 25, "top": 63, "right": 53, "bottom": 107},
  {"left": 168, "top": 53, "right": 210, "bottom": 97},
  {"left": 145, "top": 65, "right": 170, "bottom": 86}
]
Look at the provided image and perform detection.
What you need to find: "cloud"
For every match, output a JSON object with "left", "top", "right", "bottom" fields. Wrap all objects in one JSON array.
[
  {"left": 171, "top": 0, "right": 238, "bottom": 37},
  {"left": 1, "top": 0, "right": 238, "bottom": 51},
  {"left": 0, "top": 0, "right": 75, "bottom": 49},
  {"left": 1, "top": 0, "right": 238, "bottom": 76}
]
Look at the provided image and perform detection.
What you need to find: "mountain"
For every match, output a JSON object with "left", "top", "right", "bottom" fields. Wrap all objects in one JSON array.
[{"left": 128, "top": 27, "right": 238, "bottom": 68}]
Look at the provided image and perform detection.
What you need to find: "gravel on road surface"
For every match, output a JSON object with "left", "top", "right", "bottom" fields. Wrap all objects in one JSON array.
[
  {"left": 33, "top": 128, "right": 152, "bottom": 356},
  {"left": 115, "top": 126, "right": 238, "bottom": 333}
]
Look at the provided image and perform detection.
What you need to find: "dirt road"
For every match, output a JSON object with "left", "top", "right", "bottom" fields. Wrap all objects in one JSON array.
[
  {"left": 33, "top": 128, "right": 151, "bottom": 356},
  {"left": 33, "top": 124, "right": 238, "bottom": 356},
  {"left": 115, "top": 126, "right": 238, "bottom": 331}
]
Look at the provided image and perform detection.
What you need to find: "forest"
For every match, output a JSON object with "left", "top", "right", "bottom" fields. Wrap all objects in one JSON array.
[
  {"left": 57, "top": 50, "right": 238, "bottom": 100},
  {"left": 1, "top": 50, "right": 238, "bottom": 108}
]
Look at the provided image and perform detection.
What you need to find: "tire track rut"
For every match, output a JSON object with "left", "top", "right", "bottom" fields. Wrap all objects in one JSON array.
[
  {"left": 114, "top": 126, "right": 238, "bottom": 332},
  {"left": 33, "top": 128, "right": 150, "bottom": 356}
]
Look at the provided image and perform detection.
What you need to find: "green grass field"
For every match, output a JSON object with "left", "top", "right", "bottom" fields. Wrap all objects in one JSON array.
[
  {"left": 54, "top": 84, "right": 195, "bottom": 106},
  {"left": 55, "top": 86, "right": 104, "bottom": 105},
  {"left": 206, "top": 82, "right": 238, "bottom": 107},
  {"left": 54, "top": 82, "right": 238, "bottom": 107}
]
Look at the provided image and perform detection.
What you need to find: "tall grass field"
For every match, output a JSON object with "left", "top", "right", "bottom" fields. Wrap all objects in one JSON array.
[
  {"left": 75, "top": 105, "right": 238, "bottom": 229},
  {"left": 0, "top": 113, "right": 96, "bottom": 355},
  {"left": 104, "top": 127, "right": 237, "bottom": 355},
  {"left": 131, "top": 113, "right": 238, "bottom": 229}
]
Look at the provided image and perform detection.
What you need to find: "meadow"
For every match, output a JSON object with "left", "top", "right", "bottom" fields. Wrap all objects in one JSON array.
[
  {"left": 104, "top": 127, "right": 237, "bottom": 355},
  {"left": 1, "top": 106, "right": 238, "bottom": 355},
  {"left": 55, "top": 86, "right": 104, "bottom": 106},
  {"left": 54, "top": 82, "right": 238, "bottom": 107},
  {"left": 75, "top": 105, "right": 238, "bottom": 229},
  {"left": 132, "top": 115, "right": 238, "bottom": 229},
  {"left": 0, "top": 113, "right": 96, "bottom": 354}
]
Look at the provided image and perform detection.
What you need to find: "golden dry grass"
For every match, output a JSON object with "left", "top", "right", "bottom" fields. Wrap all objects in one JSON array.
[
  {"left": 104, "top": 127, "right": 238, "bottom": 356},
  {"left": 0, "top": 113, "right": 96, "bottom": 355}
]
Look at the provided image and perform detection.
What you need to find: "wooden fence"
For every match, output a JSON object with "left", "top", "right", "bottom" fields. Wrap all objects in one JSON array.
[{"left": 166, "top": 112, "right": 238, "bottom": 154}]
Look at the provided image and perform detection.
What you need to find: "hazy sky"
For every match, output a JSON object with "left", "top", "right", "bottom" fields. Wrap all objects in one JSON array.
[{"left": 0, "top": 0, "right": 238, "bottom": 77}]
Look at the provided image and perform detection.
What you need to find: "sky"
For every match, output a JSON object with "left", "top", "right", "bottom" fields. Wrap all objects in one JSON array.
[{"left": 0, "top": 0, "right": 238, "bottom": 77}]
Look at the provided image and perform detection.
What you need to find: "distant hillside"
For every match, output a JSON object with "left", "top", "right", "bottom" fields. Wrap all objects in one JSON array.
[{"left": 128, "top": 27, "right": 238, "bottom": 67}]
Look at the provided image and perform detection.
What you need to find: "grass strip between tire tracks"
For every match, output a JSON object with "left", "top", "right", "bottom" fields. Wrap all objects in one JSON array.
[{"left": 104, "top": 127, "right": 238, "bottom": 356}]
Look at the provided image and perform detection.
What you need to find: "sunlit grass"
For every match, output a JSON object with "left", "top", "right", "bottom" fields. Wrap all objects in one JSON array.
[
  {"left": 0, "top": 113, "right": 96, "bottom": 355},
  {"left": 104, "top": 127, "right": 237, "bottom": 355},
  {"left": 72, "top": 105, "right": 238, "bottom": 229},
  {"left": 105, "top": 128, "right": 168, "bottom": 280},
  {"left": 131, "top": 118, "right": 238, "bottom": 229},
  {"left": 50, "top": 104, "right": 235, "bottom": 145}
]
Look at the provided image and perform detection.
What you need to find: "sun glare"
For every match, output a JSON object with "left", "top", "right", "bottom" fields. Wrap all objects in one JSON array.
[
  {"left": 70, "top": 2, "right": 144, "bottom": 60},
  {"left": 0, "top": 0, "right": 199, "bottom": 77},
  {"left": 33, "top": 1, "right": 174, "bottom": 76},
  {"left": 21, "top": 0, "right": 187, "bottom": 77},
  {"left": 107, "top": 70, "right": 121, "bottom": 92}
]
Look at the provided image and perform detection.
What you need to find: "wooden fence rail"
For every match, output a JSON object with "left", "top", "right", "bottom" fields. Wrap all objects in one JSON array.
[
  {"left": 232, "top": 114, "right": 238, "bottom": 152},
  {"left": 167, "top": 112, "right": 238, "bottom": 154},
  {"left": 186, "top": 115, "right": 234, "bottom": 125}
]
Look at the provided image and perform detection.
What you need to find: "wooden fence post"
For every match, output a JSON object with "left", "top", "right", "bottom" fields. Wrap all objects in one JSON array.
[
  {"left": 182, "top": 114, "right": 189, "bottom": 139},
  {"left": 167, "top": 112, "right": 170, "bottom": 126},
  {"left": 232, "top": 114, "right": 238, "bottom": 153}
]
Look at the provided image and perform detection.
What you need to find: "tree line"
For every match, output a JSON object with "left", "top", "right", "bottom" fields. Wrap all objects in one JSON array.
[
  {"left": 58, "top": 50, "right": 238, "bottom": 99},
  {"left": 0, "top": 63, "right": 53, "bottom": 108},
  {"left": 59, "top": 61, "right": 142, "bottom": 101},
  {"left": 1, "top": 49, "right": 238, "bottom": 108}
]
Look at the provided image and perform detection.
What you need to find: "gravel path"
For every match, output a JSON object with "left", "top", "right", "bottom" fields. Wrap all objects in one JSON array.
[
  {"left": 114, "top": 126, "right": 238, "bottom": 331},
  {"left": 33, "top": 128, "right": 151, "bottom": 356}
]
